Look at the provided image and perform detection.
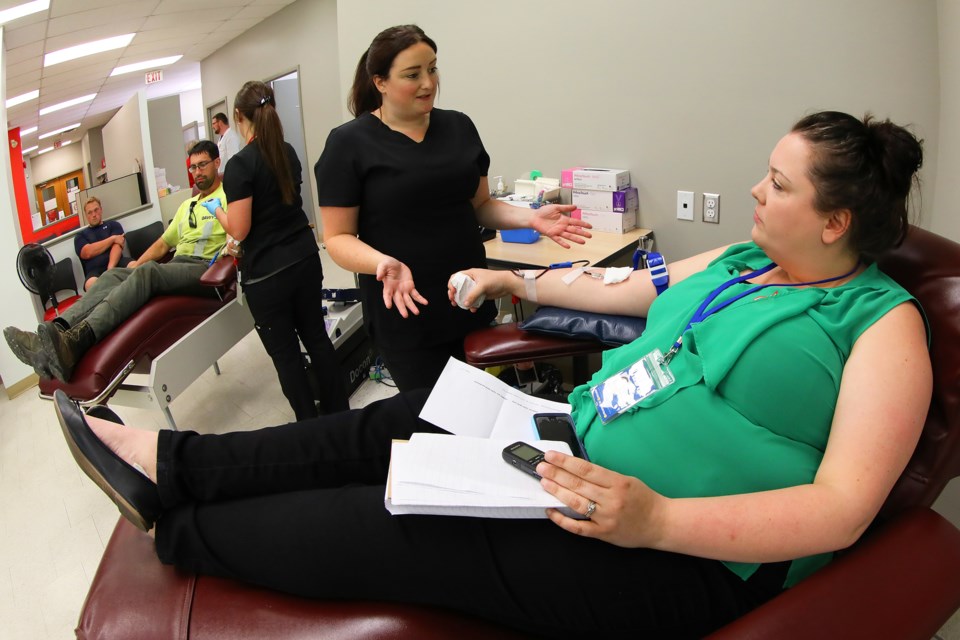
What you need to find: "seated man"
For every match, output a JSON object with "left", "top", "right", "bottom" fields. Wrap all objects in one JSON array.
[
  {"left": 4, "top": 140, "right": 229, "bottom": 382},
  {"left": 75, "top": 197, "right": 131, "bottom": 290}
]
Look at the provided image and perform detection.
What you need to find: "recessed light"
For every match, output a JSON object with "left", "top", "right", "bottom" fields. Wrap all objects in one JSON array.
[
  {"left": 38, "top": 123, "right": 80, "bottom": 139},
  {"left": 39, "top": 94, "right": 96, "bottom": 116},
  {"left": 0, "top": 0, "right": 49, "bottom": 26},
  {"left": 22, "top": 145, "right": 38, "bottom": 154},
  {"left": 111, "top": 55, "right": 182, "bottom": 76},
  {"left": 44, "top": 33, "right": 135, "bottom": 67},
  {"left": 20, "top": 126, "right": 38, "bottom": 136},
  {"left": 5, "top": 89, "right": 39, "bottom": 108}
]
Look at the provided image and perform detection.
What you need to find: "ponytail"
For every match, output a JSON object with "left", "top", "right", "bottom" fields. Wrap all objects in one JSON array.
[
  {"left": 349, "top": 51, "right": 382, "bottom": 117},
  {"left": 234, "top": 81, "right": 295, "bottom": 205}
]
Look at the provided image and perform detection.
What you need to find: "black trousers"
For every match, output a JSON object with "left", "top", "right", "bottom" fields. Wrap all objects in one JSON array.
[
  {"left": 154, "top": 389, "right": 786, "bottom": 639},
  {"left": 376, "top": 339, "right": 466, "bottom": 392},
  {"left": 243, "top": 253, "right": 349, "bottom": 420}
]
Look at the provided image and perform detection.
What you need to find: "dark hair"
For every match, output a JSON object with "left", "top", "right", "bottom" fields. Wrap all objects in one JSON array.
[
  {"left": 234, "top": 80, "right": 295, "bottom": 205},
  {"left": 791, "top": 111, "right": 923, "bottom": 260},
  {"left": 213, "top": 112, "right": 229, "bottom": 125},
  {"left": 188, "top": 139, "right": 219, "bottom": 159},
  {"left": 348, "top": 24, "right": 438, "bottom": 117}
]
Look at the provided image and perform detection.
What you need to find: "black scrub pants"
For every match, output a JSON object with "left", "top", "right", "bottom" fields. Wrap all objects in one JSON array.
[
  {"left": 243, "top": 253, "right": 349, "bottom": 420},
  {"left": 376, "top": 339, "right": 466, "bottom": 392},
  {"left": 154, "top": 389, "right": 786, "bottom": 639}
]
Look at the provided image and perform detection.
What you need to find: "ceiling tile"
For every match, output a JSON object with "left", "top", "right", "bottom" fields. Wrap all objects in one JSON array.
[{"left": 46, "top": 3, "right": 154, "bottom": 38}]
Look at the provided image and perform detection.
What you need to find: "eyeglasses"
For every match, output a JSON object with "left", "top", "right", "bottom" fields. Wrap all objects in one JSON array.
[
  {"left": 188, "top": 201, "right": 197, "bottom": 228},
  {"left": 187, "top": 159, "right": 213, "bottom": 173}
]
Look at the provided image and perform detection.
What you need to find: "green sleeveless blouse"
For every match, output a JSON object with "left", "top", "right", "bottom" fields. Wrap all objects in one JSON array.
[{"left": 569, "top": 242, "right": 916, "bottom": 586}]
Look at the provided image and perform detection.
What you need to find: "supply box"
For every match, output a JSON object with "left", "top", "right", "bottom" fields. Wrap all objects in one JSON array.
[
  {"left": 572, "top": 168, "right": 630, "bottom": 191},
  {"left": 572, "top": 186, "right": 638, "bottom": 213},
  {"left": 580, "top": 209, "right": 637, "bottom": 234}
]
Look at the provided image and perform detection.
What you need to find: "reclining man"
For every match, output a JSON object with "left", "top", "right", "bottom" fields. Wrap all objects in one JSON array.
[{"left": 4, "top": 140, "right": 229, "bottom": 382}]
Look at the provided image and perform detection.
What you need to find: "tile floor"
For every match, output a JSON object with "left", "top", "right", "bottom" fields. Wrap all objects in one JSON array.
[
  {"left": 0, "top": 330, "right": 398, "bottom": 638},
  {"left": 1, "top": 329, "right": 958, "bottom": 638}
]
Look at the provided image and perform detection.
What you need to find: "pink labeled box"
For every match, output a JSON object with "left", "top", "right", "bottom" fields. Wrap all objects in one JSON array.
[
  {"left": 572, "top": 186, "right": 638, "bottom": 213},
  {"left": 580, "top": 209, "right": 637, "bottom": 234}
]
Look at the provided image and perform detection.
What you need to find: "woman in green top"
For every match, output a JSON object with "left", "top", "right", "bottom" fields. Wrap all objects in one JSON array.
[{"left": 54, "top": 111, "right": 931, "bottom": 638}]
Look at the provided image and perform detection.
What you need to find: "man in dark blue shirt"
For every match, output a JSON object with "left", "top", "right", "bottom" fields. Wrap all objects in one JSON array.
[{"left": 75, "top": 197, "right": 131, "bottom": 290}]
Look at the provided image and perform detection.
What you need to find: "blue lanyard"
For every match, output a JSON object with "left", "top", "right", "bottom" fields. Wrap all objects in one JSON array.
[{"left": 663, "top": 261, "right": 859, "bottom": 363}]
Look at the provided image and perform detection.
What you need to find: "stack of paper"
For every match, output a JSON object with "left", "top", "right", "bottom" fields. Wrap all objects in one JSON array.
[{"left": 385, "top": 433, "right": 576, "bottom": 518}]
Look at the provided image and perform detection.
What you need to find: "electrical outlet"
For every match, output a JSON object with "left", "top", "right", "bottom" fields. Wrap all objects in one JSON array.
[
  {"left": 677, "top": 190, "right": 694, "bottom": 221},
  {"left": 703, "top": 192, "right": 720, "bottom": 224}
]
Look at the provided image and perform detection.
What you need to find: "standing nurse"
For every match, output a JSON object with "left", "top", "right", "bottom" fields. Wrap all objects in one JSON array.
[{"left": 315, "top": 24, "right": 591, "bottom": 392}]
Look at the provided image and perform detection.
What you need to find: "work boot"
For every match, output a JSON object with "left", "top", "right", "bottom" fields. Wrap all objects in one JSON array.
[
  {"left": 38, "top": 321, "right": 96, "bottom": 383},
  {"left": 3, "top": 326, "right": 53, "bottom": 378}
]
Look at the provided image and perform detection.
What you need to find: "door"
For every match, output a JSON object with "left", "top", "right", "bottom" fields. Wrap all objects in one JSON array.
[
  {"left": 269, "top": 70, "right": 316, "bottom": 229},
  {"left": 34, "top": 169, "right": 84, "bottom": 227}
]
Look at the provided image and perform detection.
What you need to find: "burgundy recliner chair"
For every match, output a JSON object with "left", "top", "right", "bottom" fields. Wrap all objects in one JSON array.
[{"left": 76, "top": 226, "right": 960, "bottom": 639}]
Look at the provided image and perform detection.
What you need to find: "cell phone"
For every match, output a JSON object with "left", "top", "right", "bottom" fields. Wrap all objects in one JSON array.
[
  {"left": 532, "top": 413, "right": 589, "bottom": 460},
  {"left": 502, "top": 441, "right": 546, "bottom": 479}
]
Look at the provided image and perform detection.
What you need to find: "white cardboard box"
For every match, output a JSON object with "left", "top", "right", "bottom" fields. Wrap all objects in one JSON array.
[
  {"left": 581, "top": 209, "right": 637, "bottom": 234},
  {"left": 572, "top": 168, "right": 630, "bottom": 191},
  {"left": 572, "top": 186, "right": 638, "bottom": 213}
]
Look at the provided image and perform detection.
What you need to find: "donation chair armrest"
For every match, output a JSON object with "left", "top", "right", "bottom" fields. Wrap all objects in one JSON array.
[
  {"left": 200, "top": 257, "right": 236, "bottom": 288},
  {"left": 707, "top": 507, "right": 960, "bottom": 640},
  {"left": 464, "top": 322, "right": 610, "bottom": 368}
]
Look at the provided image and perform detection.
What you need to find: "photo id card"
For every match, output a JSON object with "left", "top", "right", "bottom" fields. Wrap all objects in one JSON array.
[{"left": 590, "top": 349, "right": 676, "bottom": 424}]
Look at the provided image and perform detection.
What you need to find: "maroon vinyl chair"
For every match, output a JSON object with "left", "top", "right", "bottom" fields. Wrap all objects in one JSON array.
[{"left": 75, "top": 226, "right": 960, "bottom": 639}]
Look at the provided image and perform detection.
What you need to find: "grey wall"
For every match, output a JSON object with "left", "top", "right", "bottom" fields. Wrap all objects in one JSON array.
[
  {"left": 335, "top": 0, "right": 941, "bottom": 259},
  {"left": 147, "top": 94, "right": 190, "bottom": 191},
  {"left": 199, "top": 0, "right": 341, "bottom": 230}
]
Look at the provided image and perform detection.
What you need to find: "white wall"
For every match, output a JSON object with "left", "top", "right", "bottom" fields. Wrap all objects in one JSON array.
[
  {"left": 0, "top": 27, "right": 40, "bottom": 391},
  {"left": 29, "top": 143, "right": 83, "bottom": 184},
  {"left": 179, "top": 88, "right": 205, "bottom": 137},
  {"left": 335, "top": 0, "right": 941, "bottom": 259},
  {"left": 933, "top": 0, "right": 960, "bottom": 241}
]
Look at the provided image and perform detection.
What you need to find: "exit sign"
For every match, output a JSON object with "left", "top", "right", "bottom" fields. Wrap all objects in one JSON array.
[{"left": 145, "top": 69, "right": 163, "bottom": 85}]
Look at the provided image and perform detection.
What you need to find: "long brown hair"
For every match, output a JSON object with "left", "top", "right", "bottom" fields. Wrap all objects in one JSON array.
[
  {"left": 234, "top": 81, "right": 295, "bottom": 204},
  {"left": 348, "top": 24, "right": 438, "bottom": 117}
]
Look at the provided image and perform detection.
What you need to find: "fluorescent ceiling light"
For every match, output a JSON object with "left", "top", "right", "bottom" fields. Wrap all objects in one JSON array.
[
  {"left": 0, "top": 0, "right": 49, "bottom": 26},
  {"left": 38, "top": 123, "right": 80, "bottom": 139},
  {"left": 111, "top": 55, "right": 182, "bottom": 76},
  {"left": 6, "top": 89, "right": 39, "bottom": 108},
  {"left": 44, "top": 33, "right": 135, "bottom": 67},
  {"left": 22, "top": 145, "right": 38, "bottom": 154},
  {"left": 20, "top": 126, "right": 38, "bottom": 135},
  {"left": 39, "top": 93, "right": 96, "bottom": 116}
]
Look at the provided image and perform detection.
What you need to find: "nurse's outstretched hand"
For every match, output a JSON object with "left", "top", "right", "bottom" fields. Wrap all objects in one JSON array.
[
  {"left": 377, "top": 256, "right": 428, "bottom": 319},
  {"left": 530, "top": 204, "right": 593, "bottom": 248}
]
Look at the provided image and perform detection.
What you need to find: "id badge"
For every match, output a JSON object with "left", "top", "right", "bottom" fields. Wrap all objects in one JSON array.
[{"left": 590, "top": 348, "right": 676, "bottom": 424}]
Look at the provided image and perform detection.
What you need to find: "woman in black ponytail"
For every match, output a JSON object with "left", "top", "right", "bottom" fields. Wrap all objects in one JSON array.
[{"left": 209, "top": 81, "right": 348, "bottom": 420}]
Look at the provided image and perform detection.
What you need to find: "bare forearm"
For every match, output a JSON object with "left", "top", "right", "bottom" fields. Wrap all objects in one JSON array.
[
  {"left": 474, "top": 198, "right": 535, "bottom": 230},
  {"left": 80, "top": 236, "right": 116, "bottom": 259},
  {"left": 651, "top": 485, "right": 867, "bottom": 563},
  {"left": 325, "top": 234, "right": 388, "bottom": 275}
]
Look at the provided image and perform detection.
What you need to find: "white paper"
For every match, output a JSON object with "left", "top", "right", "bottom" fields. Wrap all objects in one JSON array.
[
  {"left": 385, "top": 433, "right": 577, "bottom": 518},
  {"left": 418, "top": 358, "right": 570, "bottom": 442}
]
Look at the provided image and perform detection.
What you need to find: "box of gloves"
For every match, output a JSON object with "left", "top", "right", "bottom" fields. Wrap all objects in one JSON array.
[{"left": 580, "top": 209, "right": 637, "bottom": 234}]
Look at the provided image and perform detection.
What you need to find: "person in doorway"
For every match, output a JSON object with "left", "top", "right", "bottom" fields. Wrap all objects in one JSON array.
[
  {"left": 206, "top": 81, "right": 348, "bottom": 420},
  {"left": 74, "top": 196, "right": 131, "bottom": 290},
  {"left": 314, "top": 25, "right": 592, "bottom": 392},
  {"left": 212, "top": 112, "right": 242, "bottom": 168}
]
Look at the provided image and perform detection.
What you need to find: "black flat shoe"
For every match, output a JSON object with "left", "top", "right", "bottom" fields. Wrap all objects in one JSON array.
[
  {"left": 53, "top": 390, "right": 162, "bottom": 531},
  {"left": 86, "top": 404, "right": 124, "bottom": 425}
]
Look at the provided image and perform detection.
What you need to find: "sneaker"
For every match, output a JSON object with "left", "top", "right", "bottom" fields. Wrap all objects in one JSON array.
[{"left": 3, "top": 326, "right": 52, "bottom": 378}]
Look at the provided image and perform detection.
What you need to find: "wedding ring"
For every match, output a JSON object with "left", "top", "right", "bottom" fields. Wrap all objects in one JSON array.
[{"left": 584, "top": 500, "right": 597, "bottom": 519}]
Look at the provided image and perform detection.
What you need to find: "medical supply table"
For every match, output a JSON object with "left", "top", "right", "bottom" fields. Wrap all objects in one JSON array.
[{"left": 483, "top": 227, "right": 652, "bottom": 270}]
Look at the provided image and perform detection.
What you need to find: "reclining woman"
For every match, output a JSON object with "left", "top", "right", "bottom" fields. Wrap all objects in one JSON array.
[{"left": 56, "top": 111, "right": 931, "bottom": 638}]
